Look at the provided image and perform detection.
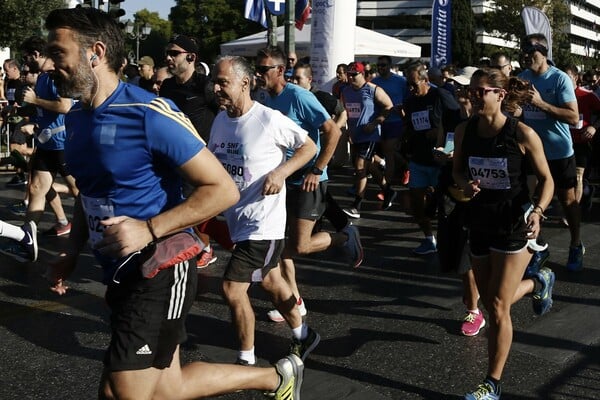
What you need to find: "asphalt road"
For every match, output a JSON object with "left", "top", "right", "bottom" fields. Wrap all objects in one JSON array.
[{"left": 0, "top": 167, "right": 598, "bottom": 400}]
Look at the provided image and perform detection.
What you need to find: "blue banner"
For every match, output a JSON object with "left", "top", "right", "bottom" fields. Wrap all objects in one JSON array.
[
  {"left": 431, "top": 0, "right": 452, "bottom": 69},
  {"left": 266, "top": 0, "right": 286, "bottom": 16}
]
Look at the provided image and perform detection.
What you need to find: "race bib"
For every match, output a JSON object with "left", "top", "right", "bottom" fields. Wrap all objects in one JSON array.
[
  {"left": 81, "top": 195, "right": 115, "bottom": 247},
  {"left": 346, "top": 102, "right": 361, "bottom": 119},
  {"left": 523, "top": 109, "right": 546, "bottom": 120},
  {"left": 411, "top": 110, "right": 431, "bottom": 131},
  {"left": 468, "top": 157, "right": 510, "bottom": 190}
]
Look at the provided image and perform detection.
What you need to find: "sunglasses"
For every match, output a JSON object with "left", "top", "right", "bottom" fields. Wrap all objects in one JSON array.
[
  {"left": 468, "top": 86, "right": 504, "bottom": 98},
  {"left": 522, "top": 43, "right": 547, "bottom": 56},
  {"left": 165, "top": 50, "right": 189, "bottom": 58},
  {"left": 255, "top": 64, "right": 282, "bottom": 75},
  {"left": 347, "top": 72, "right": 360, "bottom": 77}
]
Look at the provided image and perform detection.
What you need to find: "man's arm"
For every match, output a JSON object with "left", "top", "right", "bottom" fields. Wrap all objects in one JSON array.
[
  {"left": 264, "top": 136, "right": 317, "bottom": 195},
  {"left": 97, "top": 147, "right": 239, "bottom": 258},
  {"left": 23, "top": 86, "right": 72, "bottom": 114},
  {"left": 528, "top": 85, "right": 579, "bottom": 126}
]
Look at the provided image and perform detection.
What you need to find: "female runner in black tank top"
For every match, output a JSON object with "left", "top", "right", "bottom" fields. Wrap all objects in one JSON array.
[{"left": 452, "top": 68, "right": 555, "bottom": 399}]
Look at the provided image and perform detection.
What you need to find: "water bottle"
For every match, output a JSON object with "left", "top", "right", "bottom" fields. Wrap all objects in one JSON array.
[{"left": 38, "top": 128, "right": 52, "bottom": 144}]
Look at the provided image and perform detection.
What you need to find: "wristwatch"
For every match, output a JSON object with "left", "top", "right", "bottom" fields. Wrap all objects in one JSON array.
[{"left": 311, "top": 166, "right": 324, "bottom": 176}]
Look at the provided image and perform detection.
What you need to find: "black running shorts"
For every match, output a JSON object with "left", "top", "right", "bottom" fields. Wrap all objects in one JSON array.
[
  {"left": 286, "top": 182, "right": 327, "bottom": 221},
  {"left": 224, "top": 239, "right": 284, "bottom": 283},
  {"left": 103, "top": 259, "right": 197, "bottom": 371}
]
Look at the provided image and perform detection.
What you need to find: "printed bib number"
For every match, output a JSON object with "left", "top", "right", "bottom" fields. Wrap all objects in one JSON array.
[
  {"left": 346, "top": 102, "right": 361, "bottom": 119},
  {"left": 81, "top": 195, "right": 115, "bottom": 247},
  {"left": 411, "top": 110, "right": 431, "bottom": 131},
  {"left": 468, "top": 157, "right": 510, "bottom": 190}
]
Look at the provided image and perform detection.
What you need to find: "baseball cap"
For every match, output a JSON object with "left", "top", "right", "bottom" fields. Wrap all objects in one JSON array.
[
  {"left": 347, "top": 62, "right": 365, "bottom": 74},
  {"left": 138, "top": 56, "right": 155, "bottom": 67},
  {"left": 450, "top": 66, "right": 478, "bottom": 86}
]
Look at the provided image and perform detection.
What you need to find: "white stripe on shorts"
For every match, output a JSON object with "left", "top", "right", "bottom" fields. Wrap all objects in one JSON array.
[{"left": 168, "top": 260, "right": 189, "bottom": 320}]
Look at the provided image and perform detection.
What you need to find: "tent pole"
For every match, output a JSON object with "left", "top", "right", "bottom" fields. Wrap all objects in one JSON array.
[{"left": 284, "top": 0, "right": 295, "bottom": 56}]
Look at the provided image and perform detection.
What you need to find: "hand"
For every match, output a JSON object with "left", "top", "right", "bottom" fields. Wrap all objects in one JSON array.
[
  {"left": 463, "top": 179, "right": 481, "bottom": 198},
  {"left": 432, "top": 147, "right": 452, "bottom": 164},
  {"left": 262, "top": 170, "right": 285, "bottom": 195},
  {"left": 301, "top": 173, "right": 319, "bottom": 192},
  {"left": 22, "top": 87, "right": 37, "bottom": 105},
  {"left": 583, "top": 125, "right": 596, "bottom": 141},
  {"left": 527, "top": 85, "right": 544, "bottom": 108},
  {"left": 20, "top": 123, "right": 36, "bottom": 136},
  {"left": 526, "top": 212, "right": 542, "bottom": 239},
  {"left": 45, "top": 252, "right": 78, "bottom": 295},
  {"left": 96, "top": 216, "right": 153, "bottom": 259}
]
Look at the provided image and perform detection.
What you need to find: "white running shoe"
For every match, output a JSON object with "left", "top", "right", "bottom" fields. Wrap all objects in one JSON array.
[{"left": 268, "top": 298, "right": 308, "bottom": 323}]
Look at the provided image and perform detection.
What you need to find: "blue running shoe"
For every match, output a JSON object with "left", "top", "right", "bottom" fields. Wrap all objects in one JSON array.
[
  {"left": 342, "top": 223, "right": 363, "bottom": 268},
  {"left": 524, "top": 249, "right": 549, "bottom": 278},
  {"left": 413, "top": 238, "right": 437, "bottom": 255},
  {"left": 566, "top": 243, "right": 585, "bottom": 272},
  {"left": 464, "top": 380, "right": 501, "bottom": 400},
  {"left": 533, "top": 267, "right": 555, "bottom": 315}
]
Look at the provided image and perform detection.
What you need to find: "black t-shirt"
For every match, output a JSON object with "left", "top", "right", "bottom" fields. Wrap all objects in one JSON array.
[
  {"left": 159, "top": 72, "right": 218, "bottom": 142},
  {"left": 138, "top": 76, "right": 155, "bottom": 94}
]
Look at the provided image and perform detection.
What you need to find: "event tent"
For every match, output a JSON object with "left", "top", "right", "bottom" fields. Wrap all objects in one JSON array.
[{"left": 220, "top": 23, "right": 421, "bottom": 59}]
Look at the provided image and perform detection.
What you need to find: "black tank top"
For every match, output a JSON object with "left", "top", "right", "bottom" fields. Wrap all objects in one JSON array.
[{"left": 462, "top": 116, "right": 530, "bottom": 234}]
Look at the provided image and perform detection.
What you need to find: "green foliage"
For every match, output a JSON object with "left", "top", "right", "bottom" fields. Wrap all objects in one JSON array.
[
  {"left": 170, "top": 0, "right": 263, "bottom": 62},
  {"left": 451, "top": 0, "right": 476, "bottom": 66},
  {"left": 0, "top": 0, "right": 65, "bottom": 51},
  {"left": 127, "top": 9, "right": 173, "bottom": 67}
]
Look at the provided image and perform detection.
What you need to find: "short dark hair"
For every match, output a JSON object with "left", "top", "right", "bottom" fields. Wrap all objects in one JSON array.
[
  {"left": 19, "top": 36, "right": 48, "bottom": 57},
  {"left": 257, "top": 46, "right": 286, "bottom": 65},
  {"left": 294, "top": 62, "right": 312, "bottom": 77},
  {"left": 45, "top": 7, "right": 125, "bottom": 74}
]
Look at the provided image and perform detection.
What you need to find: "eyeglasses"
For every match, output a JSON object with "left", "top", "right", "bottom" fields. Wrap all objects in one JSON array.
[
  {"left": 468, "top": 86, "right": 504, "bottom": 98},
  {"left": 165, "top": 50, "right": 189, "bottom": 58},
  {"left": 347, "top": 72, "right": 360, "bottom": 77},
  {"left": 255, "top": 64, "right": 282, "bottom": 75}
]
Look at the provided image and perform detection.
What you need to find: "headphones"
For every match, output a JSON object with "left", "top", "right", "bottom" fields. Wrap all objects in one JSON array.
[
  {"left": 90, "top": 54, "right": 98, "bottom": 63},
  {"left": 186, "top": 53, "right": 194, "bottom": 63}
]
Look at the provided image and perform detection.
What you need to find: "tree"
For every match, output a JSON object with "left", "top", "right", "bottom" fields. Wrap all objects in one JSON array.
[
  {"left": 0, "top": 0, "right": 65, "bottom": 52},
  {"left": 127, "top": 9, "right": 172, "bottom": 67},
  {"left": 170, "top": 0, "right": 263, "bottom": 62},
  {"left": 451, "top": 0, "right": 476, "bottom": 66},
  {"left": 482, "top": 0, "right": 572, "bottom": 67}
]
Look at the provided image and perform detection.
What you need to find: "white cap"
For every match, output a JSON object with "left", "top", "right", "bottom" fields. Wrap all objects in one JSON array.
[{"left": 450, "top": 66, "right": 478, "bottom": 86}]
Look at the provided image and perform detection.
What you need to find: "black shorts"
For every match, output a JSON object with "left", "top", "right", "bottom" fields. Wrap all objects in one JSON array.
[
  {"left": 104, "top": 259, "right": 197, "bottom": 371},
  {"left": 224, "top": 239, "right": 284, "bottom": 282},
  {"left": 547, "top": 156, "right": 577, "bottom": 189},
  {"left": 351, "top": 141, "right": 377, "bottom": 160},
  {"left": 286, "top": 182, "right": 327, "bottom": 220},
  {"left": 30, "top": 148, "right": 70, "bottom": 177},
  {"left": 573, "top": 142, "right": 593, "bottom": 169},
  {"left": 469, "top": 219, "right": 528, "bottom": 257}
]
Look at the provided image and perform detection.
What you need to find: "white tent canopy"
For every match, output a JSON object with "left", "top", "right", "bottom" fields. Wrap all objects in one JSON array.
[{"left": 220, "top": 23, "right": 421, "bottom": 59}]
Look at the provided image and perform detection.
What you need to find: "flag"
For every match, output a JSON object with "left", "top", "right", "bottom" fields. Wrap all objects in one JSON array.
[
  {"left": 295, "top": 0, "right": 311, "bottom": 30},
  {"left": 430, "top": 0, "right": 452, "bottom": 69},
  {"left": 521, "top": 7, "right": 553, "bottom": 61},
  {"left": 245, "top": 0, "right": 267, "bottom": 28}
]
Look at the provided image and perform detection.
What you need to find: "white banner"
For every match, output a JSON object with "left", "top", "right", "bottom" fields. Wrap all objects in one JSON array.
[
  {"left": 310, "top": 0, "right": 357, "bottom": 92},
  {"left": 521, "top": 6, "right": 552, "bottom": 61}
]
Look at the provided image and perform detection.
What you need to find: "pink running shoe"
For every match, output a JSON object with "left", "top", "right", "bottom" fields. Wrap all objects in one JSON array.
[{"left": 461, "top": 310, "right": 486, "bottom": 336}]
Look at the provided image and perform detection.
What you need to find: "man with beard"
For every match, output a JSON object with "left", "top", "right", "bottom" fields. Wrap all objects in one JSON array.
[
  {"left": 0, "top": 36, "right": 78, "bottom": 262},
  {"left": 44, "top": 7, "right": 305, "bottom": 400},
  {"left": 160, "top": 34, "right": 221, "bottom": 268}
]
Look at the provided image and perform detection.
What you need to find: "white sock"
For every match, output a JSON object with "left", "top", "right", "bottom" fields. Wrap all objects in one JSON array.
[
  {"left": 204, "top": 244, "right": 211, "bottom": 252},
  {"left": 468, "top": 308, "right": 480, "bottom": 314},
  {"left": 238, "top": 347, "right": 255, "bottom": 365},
  {"left": 292, "top": 323, "right": 308, "bottom": 340},
  {"left": 0, "top": 221, "right": 26, "bottom": 242},
  {"left": 58, "top": 218, "right": 68, "bottom": 226}
]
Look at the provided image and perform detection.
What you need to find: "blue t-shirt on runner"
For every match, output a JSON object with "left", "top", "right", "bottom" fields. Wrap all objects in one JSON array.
[
  {"left": 518, "top": 66, "right": 576, "bottom": 160},
  {"left": 65, "top": 82, "right": 204, "bottom": 276},
  {"left": 33, "top": 72, "right": 72, "bottom": 150},
  {"left": 372, "top": 73, "right": 408, "bottom": 123},
  {"left": 265, "top": 83, "right": 329, "bottom": 184}
]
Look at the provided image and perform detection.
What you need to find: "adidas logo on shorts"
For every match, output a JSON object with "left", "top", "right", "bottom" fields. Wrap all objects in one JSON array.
[{"left": 136, "top": 344, "right": 152, "bottom": 355}]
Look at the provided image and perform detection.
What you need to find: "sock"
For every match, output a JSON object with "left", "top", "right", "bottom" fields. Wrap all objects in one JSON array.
[
  {"left": 204, "top": 244, "right": 211, "bottom": 252},
  {"left": 238, "top": 348, "right": 255, "bottom": 365},
  {"left": 58, "top": 218, "right": 68, "bottom": 226},
  {"left": 532, "top": 277, "right": 542, "bottom": 294},
  {"left": 0, "top": 221, "right": 26, "bottom": 242},
  {"left": 292, "top": 323, "right": 308, "bottom": 340},
  {"left": 468, "top": 308, "right": 480, "bottom": 314},
  {"left": 484, "top": 376, "right": 500, "bottom": 393}
]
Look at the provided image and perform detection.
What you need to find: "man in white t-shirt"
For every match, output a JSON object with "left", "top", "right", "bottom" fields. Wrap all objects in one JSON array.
[{"left": 208, "top": 55, "right": 320, "bottom": 366}]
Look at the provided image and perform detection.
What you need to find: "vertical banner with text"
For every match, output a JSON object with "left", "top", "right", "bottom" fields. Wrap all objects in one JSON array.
[
  {"left": 310, "top": 0, "right": 357, "bottom": 92},
  {"left": 430, "top": 0, "right": 452, "bottom": 69}
]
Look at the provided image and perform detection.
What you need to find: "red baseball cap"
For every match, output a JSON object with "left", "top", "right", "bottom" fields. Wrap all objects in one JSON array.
[{"left": 347, "top": 62, "right": 365, "bottom": 74}]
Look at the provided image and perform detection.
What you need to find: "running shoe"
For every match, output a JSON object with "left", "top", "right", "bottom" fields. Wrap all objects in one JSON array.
[
  {"left": 566, "top": 243, "right": 585, "bottom": 272},
  {"left": 265, "top": 354, "right": 304, "bottom": 400},
  {"left": 413, "top": 238, "right": 437, "bottom": 255},
  {"left": 235, "top": 358, "right": 255, "bottom": 366},
  {"left": 6, "top": 174, "right": 27, "bottom": 187},
  {"left": 342, "top": 207, "right": 360, "bottom": 219},
  {"left": 461, "top": 310, "right": 486, "bottom": 337},
  {"left": 464, "top": 380, "right": 501, "bottom": 400},
  {"left": 43, "top": 222, "right": 72, "bottom": 237},
  {"left": 196, "top": 247, "right": 217, "bottom": 269},
  {"left": 289, "top": 326, "right": 320, "bottom": 361},
  {"left": 524, "top": 249, "right": 549, "bottom": 278},
  {"left": 343, "top": 223, "right": 363, "bottom": 268},
  {"left": 532, "top": 267, "right": 555, "bottom": 316},
  {"left": 381, "top": 189, "right": 397, "bottom": 211},
  {"left": 0, "top": 221, "right": 37, "bottom": 262},
  {"left": 8, "top": 200, "right": 27, "bottom": 216},
  {"left": 268, "top": 298, "right": 308, "bottom": 323}
]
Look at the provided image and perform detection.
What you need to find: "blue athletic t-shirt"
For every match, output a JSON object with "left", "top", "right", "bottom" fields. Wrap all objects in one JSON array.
[
  {"left": 518, "top": 66, "right": 576, "bottom": 160},
  {"left": 372, "top": 73, "right": 408, "bottom": 123},
  {"left": 65, "top": 82, "right": 204, "bottom": 275},
  {"left": 33, "top": 73, "right": 71, "bottom": 150},
  {"left": 265, "top": 83, "right": 329, "bottom": 184}
]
